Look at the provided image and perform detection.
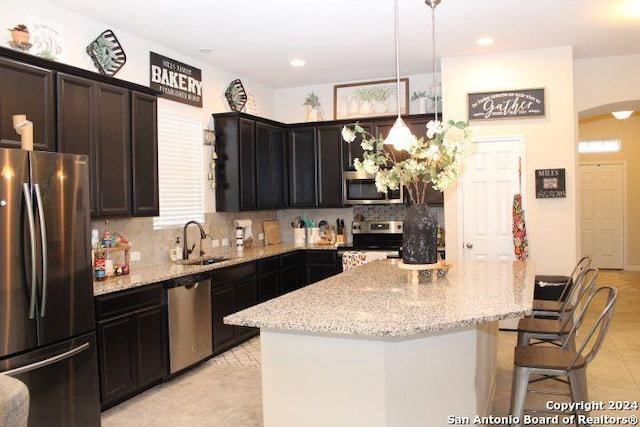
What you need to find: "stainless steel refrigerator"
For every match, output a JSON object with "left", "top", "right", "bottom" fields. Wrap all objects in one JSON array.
[{"left": 0, "top": 148, "right": 101, "bottom": 426}]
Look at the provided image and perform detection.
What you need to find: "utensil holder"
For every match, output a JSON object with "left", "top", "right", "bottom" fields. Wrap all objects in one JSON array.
[{"left": 293, "top": 228, "right": 306, "bottom": 247}]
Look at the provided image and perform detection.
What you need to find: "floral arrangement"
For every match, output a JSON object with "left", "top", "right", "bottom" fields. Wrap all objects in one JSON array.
[
  {"left": 354, "top": 85, "right": 394, "bottom": 102},
  {"left": 341, "top": 120, "right": 475, "bottom": 204},
  {"left": 410, "top": 91, "right": 427, "bottom": 101}
]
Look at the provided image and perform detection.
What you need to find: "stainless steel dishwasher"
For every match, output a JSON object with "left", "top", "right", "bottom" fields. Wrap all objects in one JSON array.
[{"left": 166, "top": 273, "right": 213, "bottom": 374}]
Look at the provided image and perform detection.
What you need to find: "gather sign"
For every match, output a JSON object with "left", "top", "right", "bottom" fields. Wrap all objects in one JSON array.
[{"left": 467, "top": 88, "right": 544, "bottom": 121}]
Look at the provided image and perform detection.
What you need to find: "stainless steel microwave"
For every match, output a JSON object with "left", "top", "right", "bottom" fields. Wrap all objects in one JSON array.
[{"left": 343, "top": 171, "right": 404, "bottom": 205}]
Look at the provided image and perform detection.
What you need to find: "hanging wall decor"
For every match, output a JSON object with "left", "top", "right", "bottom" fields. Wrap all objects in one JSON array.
[
  {"left": 535, "top": 168, "right": 566, "bottom": 198},
  {"left": 224, "top": 79, "right": 247, "bottom": 112},
  {"left": 86, "top": 29, "right": 127, "bottom": 76}
]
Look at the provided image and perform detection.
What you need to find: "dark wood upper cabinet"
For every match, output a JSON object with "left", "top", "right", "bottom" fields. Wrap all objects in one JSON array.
[
  {"left": 256, "top": 122, "right": 288, "bottom": 210},
  {"left": 131, "top": 92, "right": 159, "bottom": 216},
  {"left": 2, "top": 47, "right": 158, "bottom": 218},
  {"left": 315, "top": 125, "right": 343, "bottom": 207},
  {"left": 288, "top": 126, "right": 317, "bottom": 208},
  {"left": 239, "top": 118, "right": 257, "bottom": 210},
  {"left": 0, "top": 57, "right": 54, "bottom": 151}
]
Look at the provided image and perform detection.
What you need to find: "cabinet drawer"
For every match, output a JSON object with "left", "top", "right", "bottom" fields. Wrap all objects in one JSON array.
[
  {"left": 211, "top": 262, "right": 257, "bottom": 286},
  {"left": 281, "top": 252, "right": 300, "bottom": 267},
  {"left": 258, "top": 256, "right": 280, "bottom": 274},
  {"left": 304, "top": 250, "right": 337, "bottom": 264},
  {"left": 95, "top": 284, "right": 163, "bottom": 320}
]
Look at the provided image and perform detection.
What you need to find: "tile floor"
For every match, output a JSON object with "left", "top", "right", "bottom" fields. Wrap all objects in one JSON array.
[{"left": 101, "top": 270, "right": 640, "bottom": 426}]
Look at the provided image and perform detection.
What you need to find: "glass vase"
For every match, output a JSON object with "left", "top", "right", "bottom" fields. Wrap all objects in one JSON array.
[{"left": 402, "top": 203, "right": 439, "bottom": 265}]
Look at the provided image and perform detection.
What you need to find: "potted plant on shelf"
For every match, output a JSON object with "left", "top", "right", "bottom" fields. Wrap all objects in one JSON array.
[
  {"left": 8, "top": 24, "right": 30, "bottom": 46},
  {"left": 371, "top": 86, "right": 394, "bottom": 114},
  {"left": 342, "top": 120, "right": 475, "bottom": 265},
  {"left": 303, "top": 92, "right": 323, "bottom": 121}
]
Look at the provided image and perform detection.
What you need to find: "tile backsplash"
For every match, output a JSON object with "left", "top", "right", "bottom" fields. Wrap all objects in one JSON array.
[{"left": 91, "top": 205, "right": 444, "bottom": 270}]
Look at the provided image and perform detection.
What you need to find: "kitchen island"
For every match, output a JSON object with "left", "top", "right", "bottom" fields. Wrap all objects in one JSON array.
[{"left": 225, "top": 259, "right": 535, "bottom": 427}]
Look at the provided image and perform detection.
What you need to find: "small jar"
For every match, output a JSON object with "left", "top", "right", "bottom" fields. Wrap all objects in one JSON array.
[{"left": 94, "top": 252, "right": 106, "bottom": 281}]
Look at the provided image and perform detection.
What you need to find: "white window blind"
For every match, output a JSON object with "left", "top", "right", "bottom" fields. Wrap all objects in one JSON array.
[
  {"left": 153, "top": 110, "right": 204, "bottom": 229},
  {"left": 578, "top": 138, "right": 621, "bottom": 153}
]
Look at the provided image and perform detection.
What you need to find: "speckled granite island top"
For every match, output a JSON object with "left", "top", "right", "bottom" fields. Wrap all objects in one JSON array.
[
  {"left": 93, "top": 243, "right": 335, "bottom": 296},
  {"left": 225, "top": 259, "right": 535, "bottom": 337}
]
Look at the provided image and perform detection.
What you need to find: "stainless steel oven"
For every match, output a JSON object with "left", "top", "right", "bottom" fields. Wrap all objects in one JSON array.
[{"left": 343, "top": 171, "right": 404, "bottom": 205}]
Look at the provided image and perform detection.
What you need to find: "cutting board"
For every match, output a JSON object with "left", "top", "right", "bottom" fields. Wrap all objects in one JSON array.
[{"left": 263, "top": 220, "right": 281, "bottom": 245}]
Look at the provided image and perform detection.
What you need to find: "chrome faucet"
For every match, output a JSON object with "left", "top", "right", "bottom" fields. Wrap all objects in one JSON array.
[{"left": 183, "top": 220, "right": 207, "bottom": 260}]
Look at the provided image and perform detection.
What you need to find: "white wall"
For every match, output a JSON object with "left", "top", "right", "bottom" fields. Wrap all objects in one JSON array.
[
  {"left": 2, "top": 0, "right": 276, "bottom": 213},
  {"left": 441, "top": 46, "right": 578, "bottom": 275},
  {"left": 574, "top": 54, "right": 640, "bottom": 112}
]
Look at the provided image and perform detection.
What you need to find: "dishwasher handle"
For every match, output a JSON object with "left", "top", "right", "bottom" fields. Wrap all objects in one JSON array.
[{"left": 165, "top": 273, "right": 210, "bottom": 289}]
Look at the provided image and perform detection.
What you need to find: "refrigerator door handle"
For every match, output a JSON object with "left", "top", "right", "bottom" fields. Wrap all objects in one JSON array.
[
  {"left": 1, "top": 343, "right": 90, "bottom": 377},
  {"left": 22, "top": 183, "right": 37, "bottom": 320},
  {"left": 34, "top": 183, "right": 48, "bottom": 317}
]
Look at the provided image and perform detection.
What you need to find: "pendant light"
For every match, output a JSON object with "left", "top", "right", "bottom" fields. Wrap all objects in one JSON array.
[
  {"left": 384, "top": 0, "right": 415, "bottom": 151},
  {"left": 426, "top": 0, "right": 441, "bottom": 121}
]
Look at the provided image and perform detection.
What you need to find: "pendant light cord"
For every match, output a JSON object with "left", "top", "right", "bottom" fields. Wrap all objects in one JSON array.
[
  {"left": 394, "top": 0, "right": 401, "bottom": 119},
  {"left": 430, "top": 1, "right": 439, "bottom": 122}
]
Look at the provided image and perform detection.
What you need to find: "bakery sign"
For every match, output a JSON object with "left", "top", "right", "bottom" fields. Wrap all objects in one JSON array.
[
  {"left": 468, "top": 88, "right": 544, "bottom": 121},
  {"left": 535, "top": 168, "right": 566, "bottom": 198},
  {"left": 150, "top": 52, "right": 202, "bottom": 107}
]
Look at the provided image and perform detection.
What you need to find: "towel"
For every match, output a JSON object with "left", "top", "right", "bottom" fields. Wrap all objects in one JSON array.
[
  {"left": 233, "top": 219, "right": 253, "bottom": 241},
  {"left": 342, "top": 251, "right": 388, "bottom": 271}
]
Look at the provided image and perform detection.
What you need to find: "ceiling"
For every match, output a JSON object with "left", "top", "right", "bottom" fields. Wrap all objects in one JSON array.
[{"left": 47, "top": 0, "right": 640, "bottom": 92}]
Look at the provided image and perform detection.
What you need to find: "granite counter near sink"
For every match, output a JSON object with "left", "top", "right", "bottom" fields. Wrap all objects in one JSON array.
[{"left": 93, "top": 243, "right": 337, "bottom": 296}]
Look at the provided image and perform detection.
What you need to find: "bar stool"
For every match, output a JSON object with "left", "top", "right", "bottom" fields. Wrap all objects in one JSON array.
[
  {"left": 510, "top": 286, "right": 618, "bottom": 427},
  {"left": 533, "top": 256, "right": 591, "bottom": 303},
  {"left": 517, "top": 268, "right": 598, "bottom": 350},
  {"left": 531, "top": 256, "right": 592, "bottom": 321}
]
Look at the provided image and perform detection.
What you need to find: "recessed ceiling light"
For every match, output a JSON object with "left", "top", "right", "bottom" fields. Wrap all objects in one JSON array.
[
  {"left": 197, "top": 48, "right": 213, "bottom": 54},
  {"left": 476, "top": 37, "right": 494, "bottom": 47},
  {"left": 290, "top": 59, "right": 306, "bottom": 67}
]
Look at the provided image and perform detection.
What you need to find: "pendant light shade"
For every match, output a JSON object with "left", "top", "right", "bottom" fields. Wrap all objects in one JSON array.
[
  {"left": 384, "top": 0, "right": 414, "bottom": 151},
  {"left": 612, "top": 110, "right": 633, "bottom": 121}
]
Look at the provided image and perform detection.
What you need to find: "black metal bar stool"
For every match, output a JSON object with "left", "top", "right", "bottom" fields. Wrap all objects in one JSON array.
[
  {"left": 517, "top": 268, "right": 599, "bottom": 350},
  {"left": 510, "top": 286, "right": 618, "bottom": 427}
]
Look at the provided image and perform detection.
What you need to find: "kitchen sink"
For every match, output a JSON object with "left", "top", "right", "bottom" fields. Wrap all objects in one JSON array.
[{"left": 177, "top": 256, "right": 231, "bottom": 266}]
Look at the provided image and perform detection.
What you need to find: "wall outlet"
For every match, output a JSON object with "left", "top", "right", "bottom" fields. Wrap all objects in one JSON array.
[
  {"left": 130, "top": 251, "right": 141, "bottom": 261},
  {"left": 258, "top": 233, "right": 264, "bottom": 241},
  {"left": 211, "top": 239, "right": 220, "bottom": 248},
  {"left": 221, "top": 238, "right": 229, "bottom": 247}
]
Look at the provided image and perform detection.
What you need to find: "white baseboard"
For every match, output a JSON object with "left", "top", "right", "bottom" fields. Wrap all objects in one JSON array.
[{"left": 625, "top": 265, "right": 640, "bottom": 271}]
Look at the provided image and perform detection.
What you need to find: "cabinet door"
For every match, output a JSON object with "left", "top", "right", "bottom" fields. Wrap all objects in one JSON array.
[
  {"left": 239, "top": 118, "right": 257, "bottom": 210},
  {"left": 97, "top": 315, "right": 137, "bottom": 406},
  {"left": 280, "top": 264, "right": 301, "bottom": 294},
  {"left": 255, "top": 122, "right": 274, "bottom": 209},
  {"left": 342, "top": 122, "right": 373, "bottom": 171},
  {"left": 288, "top": 127, "right": 316, "bottom": 207},
  {"left": 0, "top": 58, "right": 54, "bottom": 151},
  {"left": 56, "top": 73, "right": 99, "bottom": 215},
  {"left": 271, "top": 127, "right": 288, "bottom": 209},
  {"left": 131, "top": 92, "right": 159, "bottom": 216},
  {"left": 211, "top": 284, "right": 237, "bottom": 354},
  {"left": 134, "top": 305, "right": 165, "bottom": 387},
  {"left": 234, "top": 278, "right": 258, "bottom": 341},
  {"left": 305, "top": 264, "right": 338, "bottom": 285},
  {"left": 97, "top": 83, "right": 131, "bottom": 216},
  {"left": 316, "top": 125, "right": 344, "bottom": 207},
  {"left": 258, "top": 271, "right": 279, "bottom": 303}
]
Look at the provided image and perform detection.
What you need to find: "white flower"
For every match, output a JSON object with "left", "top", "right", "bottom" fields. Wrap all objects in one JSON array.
[
  {"left": 362, "top": 159, "right": 378, "bottom": 175},
  {"left": 426, "top": 120, "right": 443, "bottom": 139},
  {"left": 361, "top": 139, "right": 374, "bottom": 151},
  {"left": 443, "top": 126, "right": 466, "bottom": 146},
  {"left": 341, "top": 126, "right": 357, "bottom": 143}
]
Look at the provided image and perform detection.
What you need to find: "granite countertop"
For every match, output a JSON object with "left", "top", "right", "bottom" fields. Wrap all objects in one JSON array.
[
  {"left": 225, "top": 259, "right": 535, "bottom": 338},
  {"left": 93, "top": 243, "right": 337, "bottom": 296}
]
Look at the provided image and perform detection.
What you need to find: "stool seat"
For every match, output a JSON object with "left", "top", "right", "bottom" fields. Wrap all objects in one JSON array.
[
  {"left": 532, "top": 299, "right": 573, "bottom": 313},
  {"left": 514, "top": 345, "right": 586, "bottom": 370},
  {"left": 517, "top": 317, "right": 572, "bottom": 334}
]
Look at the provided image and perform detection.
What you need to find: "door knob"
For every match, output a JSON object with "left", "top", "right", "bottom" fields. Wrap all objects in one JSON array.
[{"left": 466, "top": 243, "right": 473, "bottom": 249}]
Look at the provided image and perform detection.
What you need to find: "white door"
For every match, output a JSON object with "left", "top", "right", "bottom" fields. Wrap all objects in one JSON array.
[
  {"left": 579, "top": 163, "right": 624, "bottom": 269},
  {"left": 462, "top": 137, "right": 523, "bottom": 261}
]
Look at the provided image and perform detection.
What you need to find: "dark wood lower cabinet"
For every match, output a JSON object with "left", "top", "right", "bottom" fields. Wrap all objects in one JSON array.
[
  {"left": 211, "top": 263, "right": 258, "bottom": 355},
  {"left": 304, "top": 250, "right": 338, "bottom": 285},
  {"left": 95, "top": 284, "right": 165, "bottom": 410}
]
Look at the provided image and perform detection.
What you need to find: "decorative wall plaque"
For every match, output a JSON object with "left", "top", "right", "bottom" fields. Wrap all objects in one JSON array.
[
  {"left": 535, "top": 168, "right": 566, "bottom": 198},
  {"left": 86, "top": 29, "right": 126, "bottom": 76},
  {"left": 150, "top": 52, "right": 202, "bottom": 107},
  {"left": 468, "top": 88, "right": 545, "bottom": 121},
  {"left": 224, "top": 79, "right": 247, "bottom": 112}
]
